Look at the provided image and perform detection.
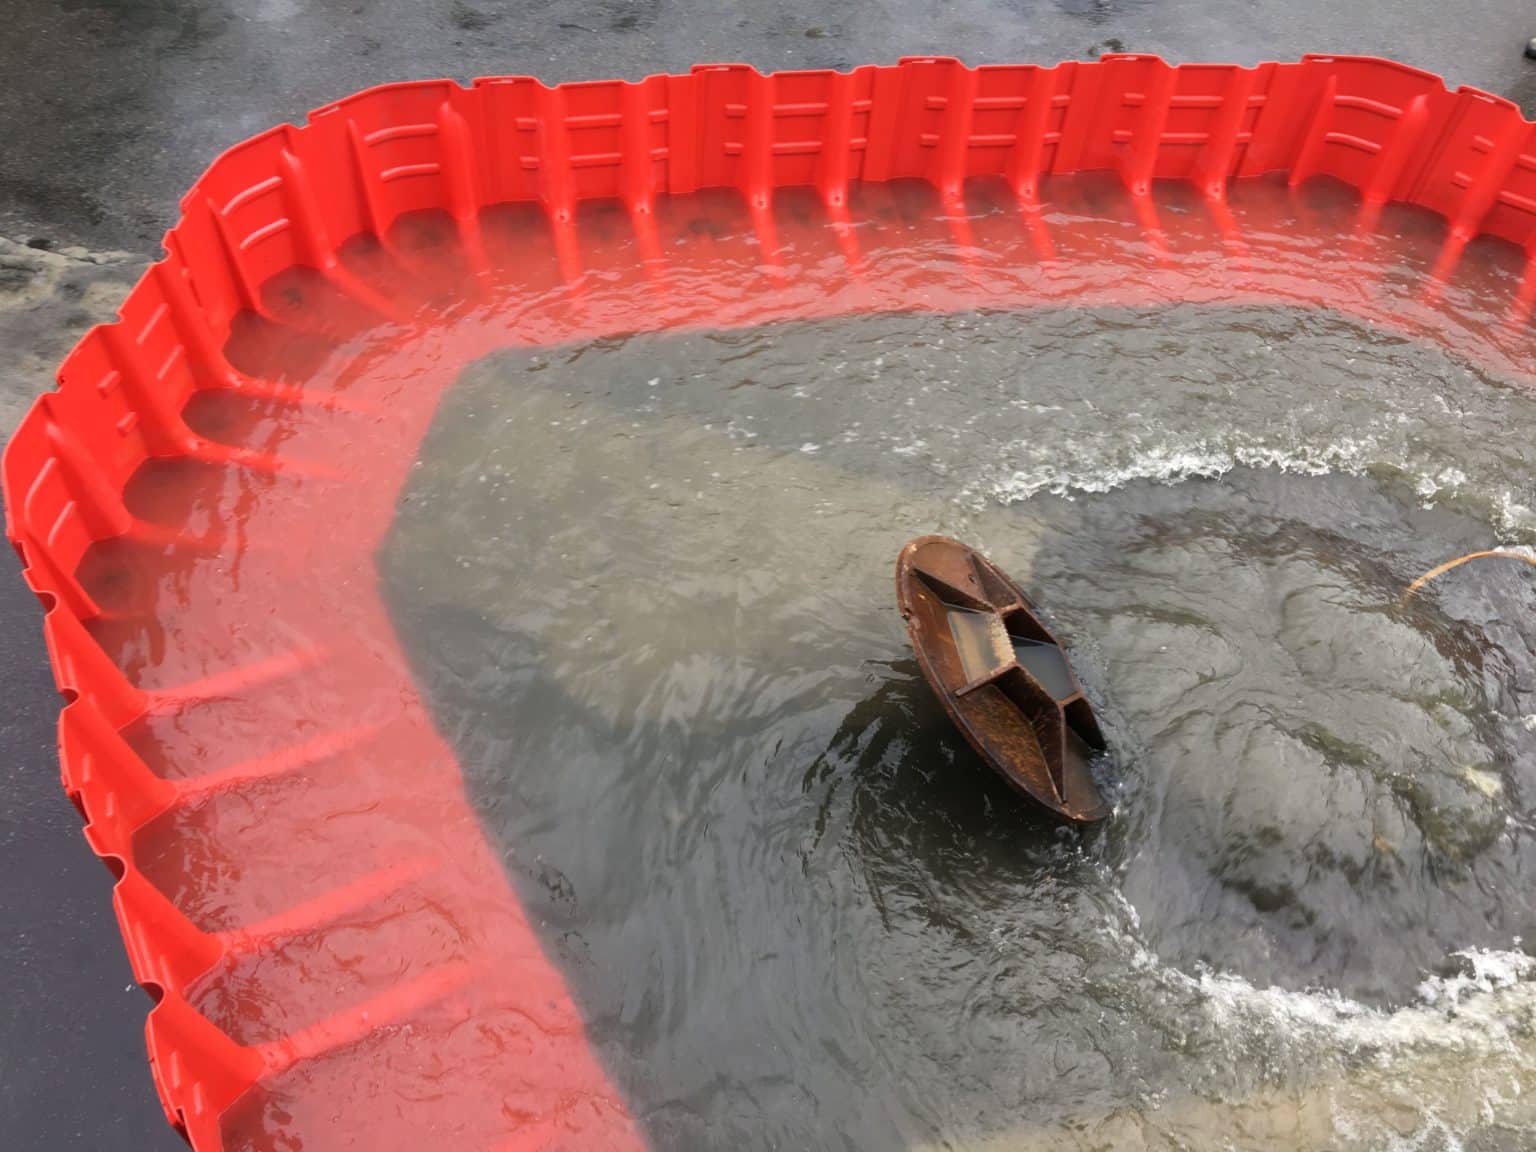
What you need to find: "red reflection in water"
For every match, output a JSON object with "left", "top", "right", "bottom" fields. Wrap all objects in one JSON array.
[{"left": 74, "top": 174, "right": 1533, "bottom": 1151}]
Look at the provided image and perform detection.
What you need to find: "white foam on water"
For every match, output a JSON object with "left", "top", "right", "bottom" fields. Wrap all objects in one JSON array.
[
  {"left": 1109, "top": 886, "right": 1519, "bottom": 1041},
  {"left": 974, "top": 433, "right": 1536, "bottom": 548},
  {"left": 1336, "top": 1111, "right": 1469, "bottom": 1152},
  {"left": 1417, "top": 466, "right": 1468, "bottom": 502},
  {"left": 1490, "top": 492, "right": 1536, "bottom": 539},
  {"left": 982, "top": 436, "right": 1380, "bottom": 505},
  {"left": 1187, "top": 945, "right": 1536, "bottom": 1054},
  {"left": 1098, "top": 879, "right": 1536, "bottom": 1147}
]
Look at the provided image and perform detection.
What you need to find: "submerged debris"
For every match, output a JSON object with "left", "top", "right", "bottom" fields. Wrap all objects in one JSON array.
[{"left": 895, "top": 535, "right": 1111, "bottom": 821}]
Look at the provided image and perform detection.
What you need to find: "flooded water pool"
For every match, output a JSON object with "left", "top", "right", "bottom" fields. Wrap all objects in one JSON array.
[
  {"left": 78, "top": 171, "right": 1536, "bottom": 1151},
  {"left": 379, "top": 298, "right": 1536, "bottom": 1151}
]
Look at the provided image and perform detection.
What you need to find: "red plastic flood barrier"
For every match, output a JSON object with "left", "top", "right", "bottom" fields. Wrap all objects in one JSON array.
[{"left": 4, "top": 55, "right": 1536, "bottom": 1151}]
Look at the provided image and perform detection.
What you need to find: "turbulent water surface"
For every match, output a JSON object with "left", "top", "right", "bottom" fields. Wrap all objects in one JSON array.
[{"left": 379, "top": 296, "right": 1536, "bottom": 1151}]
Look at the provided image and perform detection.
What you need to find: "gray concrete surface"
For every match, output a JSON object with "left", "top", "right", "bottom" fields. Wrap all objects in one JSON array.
[{"left": 1, "top": 2, "right": 1532, "bottom": 1148}]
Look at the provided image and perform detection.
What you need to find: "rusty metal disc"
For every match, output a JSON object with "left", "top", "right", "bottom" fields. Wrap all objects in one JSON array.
[{"left": 895, "top": 535, "right": 1111, "bottom": 822}]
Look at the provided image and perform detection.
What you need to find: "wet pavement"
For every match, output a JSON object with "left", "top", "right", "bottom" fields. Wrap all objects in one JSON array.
[{"left": 1, "top": 2, "right": 1534, "bottom": 1148}]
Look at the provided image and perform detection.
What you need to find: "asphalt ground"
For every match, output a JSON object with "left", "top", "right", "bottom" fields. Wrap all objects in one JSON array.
[{"left": 1, "top": 2, "right": 1532, "bottom": 1147}]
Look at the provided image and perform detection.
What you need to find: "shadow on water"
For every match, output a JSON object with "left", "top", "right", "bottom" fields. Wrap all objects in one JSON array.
[
  {"left": 393, "top": 594, "right": 1087, "bottom": 935},
  {"left": 385, "top": 583, "right": 1116, "bottom": 1148},
  {"left": 800, "top": 657, "right": 1083, "bottom": 903}
]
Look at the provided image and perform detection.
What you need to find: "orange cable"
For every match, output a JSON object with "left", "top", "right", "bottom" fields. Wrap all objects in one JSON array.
[{"left": 1400, "top": 550, "right": 1536, "bottom": 606}]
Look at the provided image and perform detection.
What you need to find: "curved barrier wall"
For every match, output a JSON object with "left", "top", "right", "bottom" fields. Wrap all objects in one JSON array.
[{"left": 4, "top": 54, "right": 1536, "bottom": 1150}]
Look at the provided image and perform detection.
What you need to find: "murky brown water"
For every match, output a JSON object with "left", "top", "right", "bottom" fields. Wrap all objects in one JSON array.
[{"left": 380, "top": 301, "right": 1536, "bottom": 1152}]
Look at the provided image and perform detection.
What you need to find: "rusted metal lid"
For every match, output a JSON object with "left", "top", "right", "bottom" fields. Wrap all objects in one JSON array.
[{"left": 895, "top": 535, "right": 1110, "bottom": 822}]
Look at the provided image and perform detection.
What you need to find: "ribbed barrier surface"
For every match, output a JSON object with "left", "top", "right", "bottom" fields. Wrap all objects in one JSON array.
[{"left": 4, "top": 55, "right": 1535, "bottom": 1150}]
